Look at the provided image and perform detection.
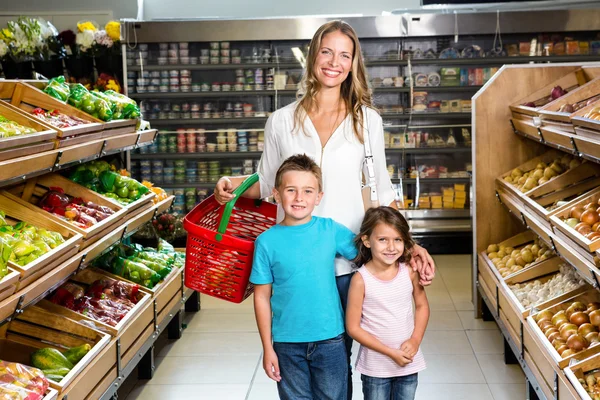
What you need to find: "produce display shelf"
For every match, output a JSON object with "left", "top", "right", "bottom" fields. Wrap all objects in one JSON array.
[
  {"left": 513, "top": 126, "right": 600, "bottom": 166},
  {"left": 0, "top": 197, "right": 171, "bottom": 329},
  {"left": 477, "top": 282, "right": 549, "bottom": 400},
  {"left": 97, "top": 294, "right": 185, "bottom": 400},
  {"left": 148, "top": 117, "right": 269, "bottom": 125},
  {"left": 130, "top": 86, "right": 482, "bottom": 100},
  {"left": 126, "top": 55, "right": 600, "bottom": 72},
  {"left": 0, "top": 129, "right": 157, "bottom": 189}
]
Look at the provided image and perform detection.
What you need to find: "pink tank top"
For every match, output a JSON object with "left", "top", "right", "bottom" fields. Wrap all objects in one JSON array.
[{"left": 355, "top": 263, "right": 426, "bottom": 378}]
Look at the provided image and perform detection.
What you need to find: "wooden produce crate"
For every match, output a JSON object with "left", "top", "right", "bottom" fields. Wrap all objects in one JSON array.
[
  {"left": 552, "top": 233, "right": 599, "bottom": 285},
  {"left": 510, "top": 68, "right": 599, "bottom": 121},
  {"left": 526, "top": 289, "right": 600, "bottom": 384},
  {"left": 0, "top": 267, "right": 20, "bottom": 303},
  {"left": 37, "top": 268, "right": 153, "bottom": 355},
  {"left": 0, "top": 82, "right": 102, "bottom": 137},
  {"left": 18, "top": 82, "right": 138, "bottom": 138},
  {"left": 499, "top": 256, "right": 589, "bottom": 338},
  {"left": 155, "top": 195, "right": 175, "bottom": 215},
  {"left": 539, "top": 75, "right": 600, "bottom": 132},
  {"left": 564, "top": 351, "right": 600, "bottom": 400},
  {"left": 0, "top": 101, "right": 57, "bottom": 161},
  {"left": 550, "top": 187, "right": 600, "bottom": 258},
  {"left": 520, "top": 167, "right": 600, "bottom": 233},
  {"left": 3, "top": 174, "right": 127, "bottom": 249},
  {"left": 0, "top": 193, "right": 83, "bottom": 288},
  {"left": 571, "top": 96, "right": 600, "bottom": 139},
  {"left": 58, "top": 338, "right": 117, "bottom": 400},
  {"left": 98, "top": 189, "right": 155, "bottom": 220},
  {"left": 495, "top": 149, "right": 572, "bottom": 199},
  {"left": 479, "top": 230, "right": 553, "bottom": 282},
  {"left": 3, "top": 305, "right": 111, "bottom": 393}
]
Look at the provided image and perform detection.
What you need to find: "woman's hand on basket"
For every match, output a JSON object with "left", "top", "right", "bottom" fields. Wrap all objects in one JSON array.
[
  {"left": 409, "top": 244, "right": 436, "bottom": 286},
  {"left": 215, "top": 177, "right": 236, "bottom": 204},
  {"left": 263, "top": 348, "right": 281, "bottom": 382}
]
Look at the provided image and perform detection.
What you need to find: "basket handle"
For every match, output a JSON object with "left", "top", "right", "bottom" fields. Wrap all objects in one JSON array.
[{"left": 216, "top": 173, "right": 260, "bottom": 241}]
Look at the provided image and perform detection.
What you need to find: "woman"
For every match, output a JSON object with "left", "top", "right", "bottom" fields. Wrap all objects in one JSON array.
[{"left": 215, "top": 20, "right": 435, "bottom": 398}]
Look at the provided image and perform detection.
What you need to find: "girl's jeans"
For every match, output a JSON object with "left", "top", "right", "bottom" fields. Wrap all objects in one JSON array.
[{"left": 361, "top": 373, "right": 419, "bottom": 400}]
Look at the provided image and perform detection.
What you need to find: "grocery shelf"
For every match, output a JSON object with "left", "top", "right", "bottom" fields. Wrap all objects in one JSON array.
[
  {"left": 401, "top": 209, "right": 471, "bottom": 219},
  {"left": 130, "top": 148, "right": 470, "bottom": 160},
  {"left": 382, "top": 113, "right": 472, "bottom": 120},
  {"left": 386, "top": 147, "right": 472, "bottom": 155},
  {"left": 149, "top": 117, "right": 269, "bottom": 125},
  {"left": 130, "top": 86, "right": 482, "bottom": 100},
  {"left": 130, "top": 90, "right": 294, "bottom": 99},
  {"left": 131, "top": 152, "right": 262, "bottom": 160},
  {"left": 126, "top": 55, "right": 600, "bottom": 72},
  {"left": 398, "top": 177, "right": 471, "bottom": 184}
]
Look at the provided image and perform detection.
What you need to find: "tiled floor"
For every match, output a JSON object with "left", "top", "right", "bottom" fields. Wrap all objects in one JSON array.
[{"left": 120, "top": 254, "right": 527, "bottom": 399}]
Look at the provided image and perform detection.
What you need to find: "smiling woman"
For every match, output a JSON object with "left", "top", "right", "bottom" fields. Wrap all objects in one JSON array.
[{"left": 213, "top": 20, "right": 436, "bottom": 400}]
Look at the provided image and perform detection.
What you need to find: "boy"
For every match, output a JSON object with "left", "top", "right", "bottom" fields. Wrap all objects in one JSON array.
[{"left": 250, "top": 154, "right": 357, "bottom": 400}]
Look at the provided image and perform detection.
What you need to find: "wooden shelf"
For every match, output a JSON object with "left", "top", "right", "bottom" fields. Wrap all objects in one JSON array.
[{"left": 0, "top": 129, "right": 157, "bottom": 189}]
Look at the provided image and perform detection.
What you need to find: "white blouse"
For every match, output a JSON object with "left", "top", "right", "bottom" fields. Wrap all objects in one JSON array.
[{"left": 257, "top": 101, "right": 396, "bottom": 276}]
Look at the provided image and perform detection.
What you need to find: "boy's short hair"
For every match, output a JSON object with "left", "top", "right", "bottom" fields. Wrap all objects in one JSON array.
[{"left": 274, "top": 154, "right": 323, "bottom": 191}]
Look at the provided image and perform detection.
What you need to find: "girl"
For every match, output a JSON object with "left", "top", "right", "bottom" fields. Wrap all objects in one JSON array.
[{"left": 346, "top": 207, "right": 430, "bottom": 400}]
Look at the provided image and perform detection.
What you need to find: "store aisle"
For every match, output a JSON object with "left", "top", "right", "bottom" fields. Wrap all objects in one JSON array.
[{"left": 121, "top": 255, "right": 526, "bottom": 400}]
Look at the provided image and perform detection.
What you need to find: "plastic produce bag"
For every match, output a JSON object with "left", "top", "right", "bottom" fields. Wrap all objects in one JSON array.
[
  {"left": 104, "top": 90, "right": 140, "bottom": 119},
  {"left": 43, "top": 76, "right": 70, "bottom": 102},
  {"left": 0, "top": 360, "right": 49, "bottom": 400},
  {"left": 67, "top": 84, "right": 113, "bottom": 121}
]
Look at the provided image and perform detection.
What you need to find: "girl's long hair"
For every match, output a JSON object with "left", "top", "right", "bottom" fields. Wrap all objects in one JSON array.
[
  {"left": 293, "top": 20, "right": 373, "bottom": 143},
  {"left": 354, "top": 207, "right": 415, "bottom": 267}
]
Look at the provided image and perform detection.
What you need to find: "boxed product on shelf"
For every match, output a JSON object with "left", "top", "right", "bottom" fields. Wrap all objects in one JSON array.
[
  {"left": 2, "top": 305, "right": 111, "bottom": 393},
  {"left": 2, "top": 174, "right": 128, "bottom": 249},
  {"left": 525, "top": 289, "right": 600, "bottom": 395},
  {"left": 0, "top": 100, "right": 57, "bottom": 161}
]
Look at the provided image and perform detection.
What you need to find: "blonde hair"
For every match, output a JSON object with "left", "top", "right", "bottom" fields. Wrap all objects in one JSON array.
[
  {"left": 294, "top": 20, "right": 373, "bottom": 143},
  {"left": 274, "top": 154, "right": 323, "bottom": 192}
]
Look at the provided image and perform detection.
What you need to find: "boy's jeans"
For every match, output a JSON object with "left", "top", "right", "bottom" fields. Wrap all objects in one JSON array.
[
  {"left": 273, "top": 334, "right": 348, "bottom": 400},
  {"left": 361, "top": 373, "right": 419, "bottom": 400}
]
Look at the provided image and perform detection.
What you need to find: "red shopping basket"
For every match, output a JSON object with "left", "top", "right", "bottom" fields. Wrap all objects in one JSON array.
[{"left": 183, "top": 174, "right": 277, "bottom": 303}]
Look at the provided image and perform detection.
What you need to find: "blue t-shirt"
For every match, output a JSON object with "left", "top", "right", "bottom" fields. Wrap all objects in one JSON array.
[{"left": 250, "top": 216, "right": 358, "bottom": 343}]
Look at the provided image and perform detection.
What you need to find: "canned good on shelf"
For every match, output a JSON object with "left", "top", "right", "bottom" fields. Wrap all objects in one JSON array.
[
  {"left": 220, "top": 42, "right": 230, "bottom": 50},
  {"left": 200, "top": 49, "right": 209, "bottom": 56},
  {"left": 232, "top": 56, "right": 242, "bottom": 64},
  {"left": 207, "top": 143, "right": 217, "bottom": 152},
  {"left": 160, "top": 77, "right": 170, "bottom": 84},
  {"left": 200, "top": 55, "right": 209, "bottom": 64},
  {"left": 217, "top": 144, "right": 227, "bottom": 152},
  {"left": 210, "top": 42, "right": 219, "bottom": 50},
  {"left": 227, "top": 136, "right": 237, "bottom": 145},
  {"left": 169, "top": 57, "right": 179, "bottom": 65},
  {"left": 228, "top": 144, "right": 238, "bottom": 152},
  {"left": 190, "top": 57, "right": 198, "bottom": 64},
  {"left": 169, "top": 43, "right": 179, "bottom": 50},
  {"left": 180, "top": 49, "right": 190, "bottom": 57},
  {"left": 159, "top": 50, "right": 168, "bottom": 58}
]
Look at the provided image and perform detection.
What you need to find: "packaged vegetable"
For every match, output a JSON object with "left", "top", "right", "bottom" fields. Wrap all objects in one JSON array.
[
  {"left": 0, "top": 115, "right": 38, "bottom": 139},
  {"left": 43, "top": 76, "right": 70, "bottom": 102},
  {"left": 67, "top": 84, "right": 113, "bottom": 121},
  {"left": 0, "top": 360, "right": 49, "bottom": 400}
]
